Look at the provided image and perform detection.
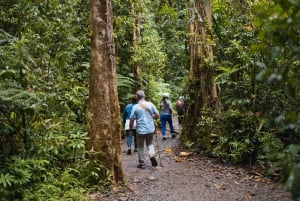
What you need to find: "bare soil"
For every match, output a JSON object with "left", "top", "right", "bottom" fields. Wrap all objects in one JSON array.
[{"left": 98, "top": 118, "right": 293, "bottom": 201}]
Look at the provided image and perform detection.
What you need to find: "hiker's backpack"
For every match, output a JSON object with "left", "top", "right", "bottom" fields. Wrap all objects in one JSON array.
[
  {"left": 160, "top": 100, "right": 172, "bottom": 114},
  {"left": 175, "top": 100, "right": 184, "bottom": 112}
]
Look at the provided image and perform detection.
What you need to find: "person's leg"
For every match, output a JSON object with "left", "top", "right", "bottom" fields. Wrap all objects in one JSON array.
[
  {"left": 145, "top": 133, "right": 155, "bottom": 157},
  {"left": 160, "top": 114, "right": 167, "bottom": 140},
  {"left": 133, "top": 130, "right": 137, "bottom": 152},
  {"left": 126, "top": 130, "right": 132, "bottom": 155},
  {"left": 136, "top": 133, "right": 146, "bottom": 168},
  {"left": 167, "top": 114, "right": 175, "bottom": 134},
  {"left": 178, "top": 111, "right": 184, "bottom": 124},
  {"left": 145, "top": 133, "right": 157, "bottom": 167}
]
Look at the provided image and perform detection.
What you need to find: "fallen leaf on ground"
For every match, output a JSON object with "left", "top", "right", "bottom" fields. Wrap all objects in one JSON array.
[
  {"left": 148, "top": 176, "right": 156, "bottom": 181},
  {"left": 165, "top": 147, "right": 173, "bottom": 152},
  {"left": 255, "top": 177, "right": 264, "bottom": 182},
  {"left": 241, "top": 175, "right": 252, "bottom": 181},
  {"left": 266, "top": 180, "right": 273, "bottom": 185},
  {"left": 179, "top": 151, "right": 193, "bottom": 157},
  {"left": 214, "top": 183, "right": 222, "bottom": 189},
  {"left": 175, "top": 157, "right": 182, "bottom": 162},
  {"left": 250, "top": 171, "right": 264, "bottom": 177}
]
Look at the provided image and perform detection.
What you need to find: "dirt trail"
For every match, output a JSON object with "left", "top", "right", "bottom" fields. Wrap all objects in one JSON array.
[{"left": 99, "top": 117, "right": 292, "bottom": 201}]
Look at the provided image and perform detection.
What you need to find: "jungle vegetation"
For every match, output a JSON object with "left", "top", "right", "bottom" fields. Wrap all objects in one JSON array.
[{"left": 0, "top": 0, "right": 299, "bottom": 200}]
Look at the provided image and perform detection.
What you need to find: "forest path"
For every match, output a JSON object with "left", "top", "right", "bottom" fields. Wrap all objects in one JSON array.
[{"left": 98, "top": 117, "right": 292, "bottom": 201}]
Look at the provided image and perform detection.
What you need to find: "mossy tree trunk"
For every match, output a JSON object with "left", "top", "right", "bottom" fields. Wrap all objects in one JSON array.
[
  {"left": 87, "top": 0, "right": 124, "bottom": 186},
  {"left": 132, "top": 1, "right": 143, "bottom": 92},
  {"left": 182, "top": 0, "right": 218, "bottom": 141}
]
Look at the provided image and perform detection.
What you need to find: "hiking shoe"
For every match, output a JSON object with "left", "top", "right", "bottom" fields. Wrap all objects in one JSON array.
[
  {"left": 134, "top": 149, "right": 138, "bottom": 152},
  {"left": 150, "top": 157, "right": 158, "bottom": 167},
  {"left": 162, "top": 137, "right": 167, "bottom": 141},
  {"left": 127, "top": 149, "right": 131, "bottom": 155},
  {"left": 137, "top": 163, "right": 145, "bottom": 169}
]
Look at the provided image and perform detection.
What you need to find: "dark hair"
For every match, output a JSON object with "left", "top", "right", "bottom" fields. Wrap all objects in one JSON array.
[
  {"left": 131, "top": 95, "right": 138, "bottom": 103},
  {"left": 162, "top": 97, "right": 167, "bottom": 103}
]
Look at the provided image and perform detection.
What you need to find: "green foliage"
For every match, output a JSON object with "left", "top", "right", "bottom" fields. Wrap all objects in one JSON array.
[
  {"left": 254, "top": 0, "right": 300, "bottom": 125},
  {"left": 113, "top": 0, "right": 188, "bottom": 104},
  {"left": 117, "top": 74, "right": 136, "bottom": 109},
  {"left": 210, "top": 110, "right": 258, "bottom": 164},
  {"left": 20, "top": 168, "right": 89, "bottom": 201},
  {"left": 79, "top": 157, "right": 112, "bottom": 192},
  {"left": 253, "top": 0, "right": 300, "bottom": 198},
  {"left": 0, "top": 0, "right": 111, "bottom": 200},
  {"left": 280, "top": 145, "right": 300, "bottom": 200},
  {"left": 1, "top": 0, "right": 299, "bottom": 199},
  {"left": 187, "top": 109, "right": 284, "bottom": 165},
  {"left": 213, "top": 0, "right": 258, "bottom": 112},
  {"left": 155, "top": 1, "right": 188, "bottom": 98},
  {"left": 182, "top": 0, "right": 300, "bottom": 198},
  {"left": 132, "top": 17, "right": 166, "bottom": 78},
  {"left": 0, "top": 157, "right": 48, "bottom": 199},
  {"left": 145, "top": 76, "right": 172, "bottom": 105}
]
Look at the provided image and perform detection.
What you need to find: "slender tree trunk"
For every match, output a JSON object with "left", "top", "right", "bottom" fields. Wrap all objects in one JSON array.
[
  {"left": 132, "top": 1, "right": 143, "bottom": 91},
  {"left": 87, "top": 0, "right": 123, "bottom": 186},
  {"left": 183, "top": 0, "right": 218, "bottom": 140}
]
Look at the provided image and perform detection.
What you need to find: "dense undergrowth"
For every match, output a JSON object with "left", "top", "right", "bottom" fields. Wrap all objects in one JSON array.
[
  {"left": 182, "top": 0, "right": 300, "bottom": 199},
  {"left": 0, "top": 0, "right": 299, "bottom": 200},
  {"left": 0, "top": 0, "right": 109, "bottom": 200}
]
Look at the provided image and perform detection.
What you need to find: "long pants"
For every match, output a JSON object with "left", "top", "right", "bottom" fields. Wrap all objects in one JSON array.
[
  {"left": 177, "top": 111, "right": 184, "bottom": 124},
  {"left": 160, "top": 114, "right": 174, "bottom": 136},
  {"left": 126, "top": 129, "right": 137, "bottom": 149},
  {"left": 136, "top": 133, "right": 155, "bottom": 164}
]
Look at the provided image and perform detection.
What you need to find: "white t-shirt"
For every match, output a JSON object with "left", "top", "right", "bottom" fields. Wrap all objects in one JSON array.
[{"left": 125, "top": 119, "right": 136, "bottom": 130}]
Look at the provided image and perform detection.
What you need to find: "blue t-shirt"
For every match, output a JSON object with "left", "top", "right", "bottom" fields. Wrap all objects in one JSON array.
[
  {"left": 123, "top": 103, "right": 136, "bottom": 125},
  {"left": 130, "top": 99, "right": 159, "bottom": 134}
]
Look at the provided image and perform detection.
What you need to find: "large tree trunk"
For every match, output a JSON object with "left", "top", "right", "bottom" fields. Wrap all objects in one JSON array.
[
  {"left": 87, "top": 0, "right": 123, "bottom": 185},
  {"left": 183, "top": 0, "right": 218, "bottom": 140},
  {"left": 132, "top": 1, "right": 143, "bottom": 91}
]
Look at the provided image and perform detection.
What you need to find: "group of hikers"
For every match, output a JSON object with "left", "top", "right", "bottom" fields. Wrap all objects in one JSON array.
[{"left": 122, "top": 90, "right": 184, "bottom": 169}]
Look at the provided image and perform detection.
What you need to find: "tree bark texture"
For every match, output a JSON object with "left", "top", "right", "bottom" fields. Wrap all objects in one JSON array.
[
  {"left": 132, "top": 1, "right": 143, "bottom": 92},
  {"left": 87, "top": 0, "right": 123, "bottom": 185},
  {"left": 183, "top": 0, "right": 218, "bottom": 140}
]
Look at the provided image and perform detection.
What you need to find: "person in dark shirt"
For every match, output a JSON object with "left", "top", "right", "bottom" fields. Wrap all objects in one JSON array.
[
  {"left": 175, "top": 96, "right": 184, "bottom": 124},
  {"left": 123, "top": 96, "right": 138, "bottom": 155}
]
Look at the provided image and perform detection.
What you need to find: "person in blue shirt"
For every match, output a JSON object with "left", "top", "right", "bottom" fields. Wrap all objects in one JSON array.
[
  {"left": 123, "top": 96, "right": 138, "bottom": 155},
  {"left": 129, "top": 90, "right": 159, "bottom": 169},
  {"left": 160, "top": 93, "right": 175, "bottom": 140}
]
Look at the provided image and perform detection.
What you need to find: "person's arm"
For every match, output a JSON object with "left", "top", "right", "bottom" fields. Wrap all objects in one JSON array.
[
  {"left": 129, "top": 119, "right": 135, "bottom": 131},
  {"left": 129, "top": 107, "right": 136, "bottom": 135},
  {"left": 159, "top": 101, "right": 163, "bottom": 111},
  {"left": 168, "top": 101, "right": 173, "bottom": 115},
  {"left": 151, "top": 104, "right": 159, "bottom": 119}
]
